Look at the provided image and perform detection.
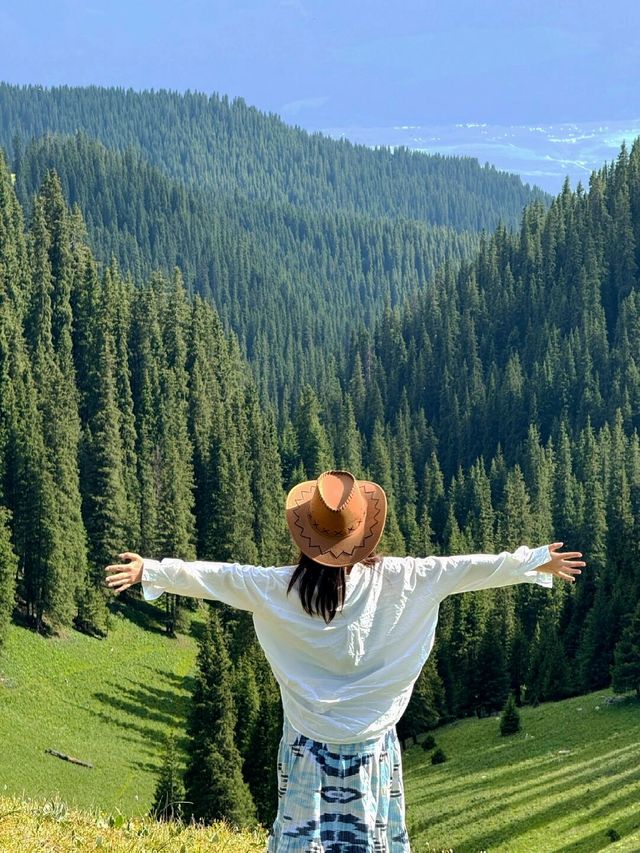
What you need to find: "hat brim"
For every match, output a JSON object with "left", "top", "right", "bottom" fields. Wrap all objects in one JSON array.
[{"left": 285, "top": 478, "right": 387, "bottom": 567}]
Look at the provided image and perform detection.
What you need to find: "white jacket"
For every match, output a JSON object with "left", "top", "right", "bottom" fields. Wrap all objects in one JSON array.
[{"left": 142, "top": 545, "right": 553, "bottom": 743}]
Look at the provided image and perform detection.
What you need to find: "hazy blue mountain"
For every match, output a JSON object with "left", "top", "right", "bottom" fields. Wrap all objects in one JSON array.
[{"left": 318, "top": 119, "right": 640, "bottom": 194}]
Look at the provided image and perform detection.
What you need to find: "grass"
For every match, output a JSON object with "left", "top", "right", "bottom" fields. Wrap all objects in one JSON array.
[
  {"left": 0, "top": 794, "right": 268, "bottom": 852},
  {"left": 402, "top": 688, "right": 640, "bottom": 852},
  {"left": 2, "top": 606, "right": 640, "bottom": 851},
  {"left": 0, "top": 601, "right": 200, "bottom": 817}
]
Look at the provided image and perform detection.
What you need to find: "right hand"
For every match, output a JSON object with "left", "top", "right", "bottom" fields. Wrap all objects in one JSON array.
[{"left": 105, "top": 551, "right": 144, "bottom": 594}]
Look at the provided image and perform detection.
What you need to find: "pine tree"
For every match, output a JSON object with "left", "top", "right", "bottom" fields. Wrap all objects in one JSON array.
[
  {"left": 232, "top": 650, "right": 261, "bottom": 760},
  {"left": 509, "top": 625, "right": 530, "bottom": 706},
  {"left": 0, "top": 505, "right": 18, "bottom": 649},
  {"left": 335, "top": 394, "right": 364, "bottom": 474},
  {"left": 574, "top": 421, "right": 608, "bottom": 690},
  {"left": 498, "top": 465, "right": 532, "bottom": 550},
  {"left": 465, "top": 456, "right": 495, "bottom": 552},
  {"left": 77, "top": 266, "right": 127, "bottom": 634},
  {"left": 444, "top": 503, "right": 470, "bottom": 555},
  {"left": 279, "top": 417, "right": 303, "bottom": 493},
  {"left": 109, "top": 265, "right": 141, "bottom": 551},
  {"left": 367, "top": 419, "right": 404, "bottom": 554},
  {"left": 294, "top": 384, "right": 333, "bottom": 478},
  {"left": 150, "top": 732, "right": 186, "bottom": 822},
  {"left": 245, "top": 390, "right": 290, "bottom": 566},
  {"left": 244, "top": 652, "right": 283, "bottom": 827},
  {"left": 397, "top": 653, "right": 445, "bottom": 746},
  {"left": 183, "top": 608, "right": 256, "bottom": 828},
  {"left": 611, "top": 601, "right": 640, "bottom": 697},
  {"left": 38, "top": 172, "right": 91, "bottom": 627},
  {"left": 205, "top": 404, "right": 258, "bottom": 566},
  {"left": 527, "top": 611, "right": 572, "bottom": 702},
  {"left": 422, "top": 452, "right": 446, "bottom": 549},
  {"left": 393, "top": 401, "right": 421, "bottom": 552},
  {"left": 499, "top": 692, "right": 521, "bottom": 736},
  {"left": 23, "top": 190, "right": 85, "bottom": 630},
  {"left": 129, "top": 279, "right": 163, "bottom": 558},
  {"left": 156, "top": 269, "right": 198, "bottom": 634},
  {"left": 474, "top": 618, "right": 510, "bottom": 717}
]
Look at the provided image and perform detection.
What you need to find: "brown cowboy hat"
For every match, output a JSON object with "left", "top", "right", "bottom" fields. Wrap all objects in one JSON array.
[{"left": 285, "top": 469, "right": 387, "bottom": 567}]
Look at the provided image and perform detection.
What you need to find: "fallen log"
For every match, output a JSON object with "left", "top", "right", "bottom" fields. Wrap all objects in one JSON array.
[{"left": 44, "top": 749, "right": 93, "bottom": 769}]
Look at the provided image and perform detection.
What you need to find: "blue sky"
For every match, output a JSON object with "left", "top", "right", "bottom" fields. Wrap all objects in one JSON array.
[{"left": 2, "top": 0, "right": 639, "bottom": 129}]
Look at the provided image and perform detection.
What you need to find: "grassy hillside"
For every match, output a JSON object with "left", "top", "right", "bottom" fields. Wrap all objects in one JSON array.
[
  {"left": 1, "top": 609, "right": 639, "bottom": 851},
  {"left": 0, "top": 795, "right": 268, "bottom": 852},
  {"left": 0, "top": 602, "right": 199, "bottom": 817},
  {"left": 402, "top": 688, "right": 640, "bottom": 852}
]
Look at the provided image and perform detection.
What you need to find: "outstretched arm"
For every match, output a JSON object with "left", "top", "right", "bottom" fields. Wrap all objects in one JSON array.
[
  {"left": 418, "top": 542, "right": 584, "bottom": 600},
  {"left": 104, "top": 551, "right": 275, "bottom": 612}
]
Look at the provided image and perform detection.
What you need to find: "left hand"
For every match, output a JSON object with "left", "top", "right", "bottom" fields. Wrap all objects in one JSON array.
[
  {"left": 537, "top": 542, "right": 585, "bottom": 583},
  {"left": 105, "top": 551, "right": 144, "bottom": 594}
]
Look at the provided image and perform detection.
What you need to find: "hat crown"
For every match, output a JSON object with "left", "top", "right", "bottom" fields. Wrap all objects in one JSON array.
[
  {"left": 285, "top": 468, "right": 387, "bottom": 567},
  {"left": 309, "top": 471, "right": 366, "bottom": 537}
]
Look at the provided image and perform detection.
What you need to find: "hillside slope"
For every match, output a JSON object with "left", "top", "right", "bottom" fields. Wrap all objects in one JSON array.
[
  {"left": 0, "top": 82, "right": 550, "bottom": 232},
  {"left": 0, "top": 604, "right": 198, "bottom": 817},
  {"left": 402, "top": 688, "right": 640, "bottom": 852},
  {"left": 1, "top": 613, "right": 638, "bottom": 851}
]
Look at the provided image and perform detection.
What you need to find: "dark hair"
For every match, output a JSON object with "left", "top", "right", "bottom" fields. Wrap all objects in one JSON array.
[{"left": 287, "top": 551, "right": 383, "bottom": 624}]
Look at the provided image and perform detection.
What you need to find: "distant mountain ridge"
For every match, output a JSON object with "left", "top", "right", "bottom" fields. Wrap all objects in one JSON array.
[
  {"left": 0, "top": 82, "right": 550, "bottom": 232},
  {"left": 318, "top": 118, "right": 640, "bottom": 194}
]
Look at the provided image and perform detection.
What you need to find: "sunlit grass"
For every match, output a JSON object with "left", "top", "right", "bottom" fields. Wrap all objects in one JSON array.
[
  {"left": 0, "top": 603, "right": 201, "bottom": 817},
  {"left": 402, "top": 688, "right": 640, "bottom": 852},
  {"left": 0, "top": 795, "right": 268, "bottom": 852}
]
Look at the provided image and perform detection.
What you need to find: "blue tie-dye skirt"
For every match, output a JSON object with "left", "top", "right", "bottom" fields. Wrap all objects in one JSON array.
[{"left": 267, "top": 715, "right": 411, "bottom": 852}]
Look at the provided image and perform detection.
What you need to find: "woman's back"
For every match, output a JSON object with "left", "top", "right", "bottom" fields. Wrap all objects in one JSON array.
[
  {"left": 141, "top": 542, "right": 553, "bottom": 743},
  {"left": 252, "top": 555, "right": 441, "bottom": 744}
]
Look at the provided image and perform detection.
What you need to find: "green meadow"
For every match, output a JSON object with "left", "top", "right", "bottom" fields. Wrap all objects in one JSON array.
[
  {"left": 403, "top": 691, "right": 640, "bottom": 852},
  {"left": 0, "top": 602, "right": 199, "bottom": 817},
  {"left": 1, "top": 604, "right": 639, "bottom": 851}
]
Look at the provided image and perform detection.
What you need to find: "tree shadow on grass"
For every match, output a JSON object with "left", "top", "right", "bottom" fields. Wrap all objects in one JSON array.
[
  {"left": 410, "top": 747, "right": 640, "bottom": 852},
  {"left": 144, "top": 665, "right": 196, "bottom": 698},
  {"left": 464, "top": 781, "right": 640, "bottom": 853},
  {"left": 109, "top": 596, "right": 169, "bottom": 636},
  {"left": 71, "top": 672, "right": 192, "bottom": 760},
  {"left": 67, "top": 699, "right": 150, "bottom": 749},
  {"left": 409, "top": 739, "right": 639, "bottom": 805},
  {"left": 556, "top": 811, "right": 640, "bottom": 852},
  {"left": 410, "top": 742, "right": 640, "bottom": 831},
  {"left": 93, "top": 676, "right": 190, "bottom": 730}
]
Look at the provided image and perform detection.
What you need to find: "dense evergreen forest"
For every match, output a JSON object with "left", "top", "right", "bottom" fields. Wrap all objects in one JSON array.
[
  {"left": 0, "top": 84, "right": 639, "bottom": 828},
  {"left": 0, "top": 82, "right": 550, "bottom": 411},
  {"left": 0, "top": 83, "right": 547, "bottom": 229},
  {"left": 9, "top": 130, "right": 479, "bottom": 408}
]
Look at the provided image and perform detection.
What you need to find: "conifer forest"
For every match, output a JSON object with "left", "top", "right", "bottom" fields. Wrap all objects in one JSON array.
[{"left": 0, "top": 83, "right": 639, "bottom": 827}]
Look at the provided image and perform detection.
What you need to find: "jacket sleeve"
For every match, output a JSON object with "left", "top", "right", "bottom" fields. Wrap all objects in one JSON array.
[
  {"left": 416, "top": 544, "right": 554, "bottom": 600},
  {"left": 140, "top": 557, "right": 276, "bottom": 612}
]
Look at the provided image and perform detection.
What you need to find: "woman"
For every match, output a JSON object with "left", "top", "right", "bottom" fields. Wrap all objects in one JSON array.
[{"left": 105, "top": 469, "right": 585, "bottom": 852}]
